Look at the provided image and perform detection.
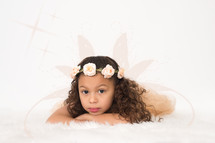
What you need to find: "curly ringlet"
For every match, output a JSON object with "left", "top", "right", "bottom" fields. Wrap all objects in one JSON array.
[{"left": 64, "top": 56, "right": 151, "bottom": 123}]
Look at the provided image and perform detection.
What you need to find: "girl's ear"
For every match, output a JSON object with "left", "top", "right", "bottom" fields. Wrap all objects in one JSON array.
[
  {"left": 78, "top": 35, "right": 95, "bottom": 60},
  {"left": 113, "top": 33, "right": 129, "bottom": 70}
]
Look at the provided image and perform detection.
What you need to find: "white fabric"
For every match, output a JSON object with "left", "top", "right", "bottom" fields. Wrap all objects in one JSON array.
[{"left": 1, "top": 109, "right": 215, "bottom": 143}]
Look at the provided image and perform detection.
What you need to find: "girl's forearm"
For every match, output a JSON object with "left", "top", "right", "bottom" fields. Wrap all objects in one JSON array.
[
  {"left": 46, "top": 114, "right": 72, "bottom": 125},
  {"left": 76, "top": 113, "right": 128, "bottom": 125},
  {"left": 46, "top": 114, "right": 89, "bottom": 125},
  {"left": 46, "top": 111, "right": 128, "bottom": 125},
  {"left": 46, "top": 105, "right": 91, "bottom": 125}
]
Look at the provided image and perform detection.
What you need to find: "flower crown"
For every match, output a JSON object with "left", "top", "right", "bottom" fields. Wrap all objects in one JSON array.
[{"left": 71, "top": 63, "right": 124, "bottom": 79}]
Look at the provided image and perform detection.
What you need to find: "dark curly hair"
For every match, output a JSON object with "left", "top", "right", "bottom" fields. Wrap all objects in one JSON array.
[{"left": 64, "top": 56, "right": 151, "bottom": 123}]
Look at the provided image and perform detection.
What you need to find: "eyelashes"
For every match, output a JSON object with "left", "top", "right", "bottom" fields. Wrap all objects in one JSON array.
[
  {"left": 98, "top": 89, "right": 105, "bottom": 94},
  {"left": 82, "top": 90, "right": 89, "bottom": 94},
  {"left": 81, "top": 89, "right": 106, "bottom": 95}
]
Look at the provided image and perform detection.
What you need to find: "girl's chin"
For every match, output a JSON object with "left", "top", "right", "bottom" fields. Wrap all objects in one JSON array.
[{"left": 88, "top": 112, "right": 103, "bottom": 116}]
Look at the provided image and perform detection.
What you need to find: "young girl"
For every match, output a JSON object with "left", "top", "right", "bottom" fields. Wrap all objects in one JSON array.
[{"left": 46, "top": 56, "right": 175, "bottom": 125}]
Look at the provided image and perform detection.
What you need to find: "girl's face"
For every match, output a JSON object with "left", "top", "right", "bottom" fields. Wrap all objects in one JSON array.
[{"left": 78, "top": 73, "right": 115, "bottom": 115}]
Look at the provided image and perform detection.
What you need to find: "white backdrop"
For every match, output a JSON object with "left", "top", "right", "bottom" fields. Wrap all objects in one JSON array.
[{"left": 0, "top": 0, "right": 215, "bottom": 118}]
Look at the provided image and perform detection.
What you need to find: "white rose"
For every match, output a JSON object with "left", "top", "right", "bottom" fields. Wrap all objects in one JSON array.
[
  {"left": 101, "top": 64, "right": 115, "bottom": 78},
  {"left": 71, "top": 66, "right": 81, "bottom": 79},
  {"left": 83, "top": 63, "right": 96, "bottom": 76},
  {"left": 117, "top": 67, "right": 124, "bottom": 79}
]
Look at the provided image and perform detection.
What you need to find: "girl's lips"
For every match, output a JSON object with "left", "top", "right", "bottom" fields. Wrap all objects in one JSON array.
[{"left": 89, "top": 108, "right": 100, "bottom": 112}]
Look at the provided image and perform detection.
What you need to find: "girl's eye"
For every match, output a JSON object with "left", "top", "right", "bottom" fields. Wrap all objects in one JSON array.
[
  {"left": 82, "top": 90, "right": 89, "bottom": 94},
  {"left": 98, "top": 90, "right": 105, "bottom": 94}
]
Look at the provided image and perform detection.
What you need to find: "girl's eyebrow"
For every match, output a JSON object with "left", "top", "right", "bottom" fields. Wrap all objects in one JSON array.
[
  {"left": 79, "top": 84, "right": 108, "bottom": 89},
  {"left": 79, "top": 86, "right": 87, "bottom": 89},
  {"left": 96, "top": 84, "right": 108, "bottom": 88}
]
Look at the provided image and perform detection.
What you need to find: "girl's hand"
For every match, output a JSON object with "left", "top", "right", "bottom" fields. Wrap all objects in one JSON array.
[
  {"left": 75, "top": 113, "right": 94, "bottom": 121},
  {"left": 94, "top": 113, "right": 128, "bottom": 125}
]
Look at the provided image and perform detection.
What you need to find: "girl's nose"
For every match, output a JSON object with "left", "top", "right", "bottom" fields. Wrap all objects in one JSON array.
[{"left": 89, "top": 94, "right": 98, "bottom": 104}]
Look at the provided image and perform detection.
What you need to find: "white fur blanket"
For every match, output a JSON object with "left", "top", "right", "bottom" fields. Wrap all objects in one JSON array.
[{"left": 1, "top": 108, "right": 215, "bottom": 143}]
